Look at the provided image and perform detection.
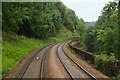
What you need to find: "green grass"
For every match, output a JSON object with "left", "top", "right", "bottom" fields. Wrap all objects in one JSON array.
[
  {"left": 2, "top": 33, "right": 51, "bottom": 74},
  {"left": 2, "top": 27, "right": 76, "bottom": 75},
  {"left": 55, "top": 26, "right": 74, "bottom": 40}
]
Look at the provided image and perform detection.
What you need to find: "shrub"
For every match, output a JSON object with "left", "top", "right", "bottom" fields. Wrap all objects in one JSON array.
[{"left": 94, "top": 53, "right": 119, "bottom": 77}]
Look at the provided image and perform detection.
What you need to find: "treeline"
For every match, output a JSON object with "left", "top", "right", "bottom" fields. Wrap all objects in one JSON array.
[
  {"left": 94, "top": 1, "right": 119, "bottom": 57},
  {"left": 79, "top": 1, "right": 119, "bottom": 78},
  {"left": 2, "top": 2, "right": 85, "bottom": 39},
  {"left": 85, "top": 21, "right": 95, "bottom": 28},
  {"left": 81, "top": 1, "right": 119, "bottom": 58}
]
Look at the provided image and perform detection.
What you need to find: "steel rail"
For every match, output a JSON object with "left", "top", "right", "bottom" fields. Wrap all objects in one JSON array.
[
  {"left": 16, "top": 44, "right": 53, "bottom": 80},
  {"left": 40, "top": 43, "right": 59, "bottom": 80},
  {"left": 62, "top": 43, "right": 96, "bottom": 80},
  {"left": 56, "top": 43, "right": 74, "bottom": 79},
  {"left": 57, "top": 42, "right": 96, "bottom": 80}
]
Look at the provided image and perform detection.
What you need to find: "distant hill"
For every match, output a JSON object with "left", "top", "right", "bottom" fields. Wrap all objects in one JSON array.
[{"left": 85, "top": 21, "right": 96, "bottom": 28}]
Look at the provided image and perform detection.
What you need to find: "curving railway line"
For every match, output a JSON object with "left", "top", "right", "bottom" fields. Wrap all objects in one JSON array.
[
  {"left": 17, "top": 44, "right": 54, "bottom": 80},
  {"left": 2, "top": 42, "right": 109, "bottom": 80},
  {"left": 57, "top": 43, "right": 96, "bottom": 80}
]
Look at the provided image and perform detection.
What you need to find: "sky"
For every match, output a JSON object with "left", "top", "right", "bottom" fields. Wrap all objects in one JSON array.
[{"left": 61, "top": 0, "right": 115, "bottom": 22}]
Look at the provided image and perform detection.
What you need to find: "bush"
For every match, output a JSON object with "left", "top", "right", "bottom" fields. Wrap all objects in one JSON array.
[{"left": 94, "top": 53, "right": 119, "bottom": 77}]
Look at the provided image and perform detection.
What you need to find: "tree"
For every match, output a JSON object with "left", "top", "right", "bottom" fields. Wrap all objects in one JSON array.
[
  {"left": 83, "top": 1, "right": 119, "bottom": 57},
  {"left": 2, "top": 2, "right": 85, "bottom": 39}
]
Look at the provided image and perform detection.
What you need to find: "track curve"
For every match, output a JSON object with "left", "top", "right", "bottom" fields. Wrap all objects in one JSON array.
[
  {"left": 3, "top": 42, "right": 109, "bottom": 80},
  {"left": 57, "top": 42, "right": 96, "bottom": 80}
]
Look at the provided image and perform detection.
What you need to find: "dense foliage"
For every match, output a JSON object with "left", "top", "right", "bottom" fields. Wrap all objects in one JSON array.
[
  {"left": 82, "top": 1, "right": 118, "bottom": 58},
  {"left": 2, "top": 2, "right": 85, "bottom": 39},
  {"left": 78, "top": 1, "right": 119, "bottom": 78},
  {"left": 2, "top": 2, "right": 86, "bottom": 75},
  {"left": 94, "top": 2, "right": 118, "bottom": 56},
  {"left": 2, "top": 27, "right": 73, "bottom": 74}
]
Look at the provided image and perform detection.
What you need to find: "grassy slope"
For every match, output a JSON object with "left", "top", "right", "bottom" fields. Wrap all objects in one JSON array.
[{"left": 2, "top": 26, "right": 75, "bottom": 75}]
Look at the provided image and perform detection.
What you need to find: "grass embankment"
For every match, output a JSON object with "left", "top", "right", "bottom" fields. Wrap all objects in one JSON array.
[
  {"left": 2, "top": 33, "right": 54, "bottom": 74},
  {"left": 2, "top": 27, "right": 75, "bottom": 75}
]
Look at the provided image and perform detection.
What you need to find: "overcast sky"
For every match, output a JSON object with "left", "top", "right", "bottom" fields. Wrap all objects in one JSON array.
[{"left": 61, "top": 0, "right": 115, "bottom": 22}]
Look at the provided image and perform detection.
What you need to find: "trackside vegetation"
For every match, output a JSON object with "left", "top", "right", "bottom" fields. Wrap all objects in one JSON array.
[
  {"left": 2, "top": 27, "right": 76, "bottom": 74},
  {"left": 2, "top": 2, "right": 85, "bottom": 39},
  {"left": 78, "top": 1, "right": 120, "bottom": 79},
  {"left": 2, "top": 2, "right": 85, "bottom": 75},
  {"left": 2, "top": 1, "right": 119, "bottom": 79}
]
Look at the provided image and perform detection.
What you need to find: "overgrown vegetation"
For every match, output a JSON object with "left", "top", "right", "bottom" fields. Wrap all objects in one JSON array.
[
  {"left": 2, "top": 2, "right": 84, "bottom": 39},
  {"left": 94, "top": 54, "right": 118, "bottom": 76},
  {"left": 2, "top": 32, "right": 52, "bottom": 74},
  {"left": 2, "top": 2, "right": 86, "bottom": 75},
  {"left": 78, "top": 1, "right": 120, "bottom": 79},
  {"left": 3, "top": 1, "right": 119, "bottom": 79},
  {"left": 2, "top": 26, "right": 75, "bottom": 74}
]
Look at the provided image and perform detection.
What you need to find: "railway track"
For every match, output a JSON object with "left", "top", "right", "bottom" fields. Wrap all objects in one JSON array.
[
  {"left": 3, "top": 42, "right": 108, "bottom": 79},
  {"left": 40, "top": 43, "right": 55, "bottom": 79},
  {"left": 16, "top": 44, "right": 54, "bottom": 80},
  {"left": 57, "top": 43, "right": 96, "bottom": 80}
]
